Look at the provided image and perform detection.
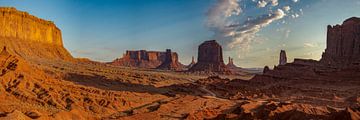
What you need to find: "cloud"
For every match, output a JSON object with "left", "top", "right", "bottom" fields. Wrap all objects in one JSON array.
[
  {"left": 226, "top": 9, "right": 286, "bottom": 50},
  {"left": 257, "top": 0, "right": 279, "bottom": 8},
  {"left": 207, "top": 0, "right": 242, "bottom": 30},
  {"left": 303, "top": 42, "right": 318, "bottom": 48},
  {"left": 291, "top": 13, "right": 300, "bottom": 18},
  {"left": 283, "top": 6, "right": 291, "bottom": 12},
  {"left": 293, "top": 0, "right": 299, "bottom": 3},
  {"left": 207, "top": 0, "right": 287, "bottom": 58}
]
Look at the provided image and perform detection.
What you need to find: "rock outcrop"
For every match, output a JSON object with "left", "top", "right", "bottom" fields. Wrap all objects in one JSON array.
[
  {"left": 187, "top": 56, "right": 196, "bottom": 68},
  {"left": 110, "top": 49, "right": 183, "bottom": 69},
  {"left": 189, "top": 40, "right": 231, "bottom": 74},
  {"left": 156, "top": 49, "right": 183, "bottom": 70},
  {"left": 279, "top": 50, "right": 287, "bottom": 65},
  {"left": 321, "top": 17, "right": 360, "bottom": 67},
  {"left": 0, "top": 7, "right": 73, "bottom": 61},
  {"left": 226, "top": 57, "right": 237, "bottom": 69}
]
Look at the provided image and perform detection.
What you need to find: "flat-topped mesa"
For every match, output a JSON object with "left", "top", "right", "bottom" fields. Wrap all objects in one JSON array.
[
  {"left": 189, "top": 40, "right": 231, "bottom": 74},
  {"left": 110, "top": 49, "right": 183, "bottom": 69},
  {"left": 279, "top": 50, "right": 287, "bottom": 65},
  {"left": 0, "top": 7, "right": 73, "bottom": 61},
  {"left": 321, "top": 17, "right": 360, "bottom": 67}
]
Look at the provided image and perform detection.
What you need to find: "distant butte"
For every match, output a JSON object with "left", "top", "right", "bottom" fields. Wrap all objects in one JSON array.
[
  {"left": 188, "top": 40, "right": 231, "bottom": 74},
  {"left": 110, "top": 49, "right": 184, "bottom": 70}
]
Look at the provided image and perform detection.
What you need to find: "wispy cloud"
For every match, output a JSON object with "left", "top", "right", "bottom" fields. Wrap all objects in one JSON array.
[
  {"left": 303, "top": 42, "right": 318, "bottom": 48},
  {"left": 206, "top": 0, "right": 301, "bottom": 58}
]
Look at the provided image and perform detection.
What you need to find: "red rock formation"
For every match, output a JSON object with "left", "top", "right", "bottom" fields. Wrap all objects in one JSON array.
[
  {"left": 321, "top": 17, "right": 360, "bottom": 67},
  {"left": 189, "top": 40, "right": 231, "bottom": 74},
  {"left": 226, "top": 57, "right": 238, "bottom": 69},
  {"left": 0, "top": 7, "right": 73, "bottom": 61},
  {"left": 110, "top": 49, "right": 183, "bottom": 69},
  {"left": 279, "top": 50, "right": 287, "bottom": 65},
  {"left": 186, "top": 56, "right": 196, "bottom": 68},
  {"left": 156, "top": 49, "right": 183, "bottom": 70}
]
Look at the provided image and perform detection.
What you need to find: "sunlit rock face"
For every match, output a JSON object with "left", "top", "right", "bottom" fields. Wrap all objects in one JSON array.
[
  {"left": 189, "top": 40, "right": 231, "bottom": 74},
  {"left": 0, "top": 7, "right": 73, "bottom": 61},
  {"left": 321, "top": 17, "right": 360, "bottom": 67}
]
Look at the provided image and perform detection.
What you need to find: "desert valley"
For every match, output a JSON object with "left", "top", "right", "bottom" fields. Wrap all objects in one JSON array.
[{"left": 0, "top": 2, "right": 359, "bottom": 120}]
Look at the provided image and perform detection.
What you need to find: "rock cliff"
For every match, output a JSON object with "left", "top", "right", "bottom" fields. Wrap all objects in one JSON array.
[
  {"left": 0, "top": 7, "right": 73, "bottom": 61},
  {"left": 189, "top": 40, "right": 231, "bottom": 74},
  {"left": 321, "top": 17, "right": 360, "bottom": 67},
  {"left": 110, "top": 49, "right": 183, "bottom": 69}
]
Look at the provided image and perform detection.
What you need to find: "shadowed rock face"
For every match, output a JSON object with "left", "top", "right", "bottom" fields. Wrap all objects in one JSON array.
[
  {"left": 189, "top": 40, "right": 230, "bottom": 74},
  {"left": 279, "top": 50, "right": 287, "bottom": 65},
  {"left": 321, "top": 17, "right": 360, "bottom": 67},
  {"left": 0, "top": 7, "right": 73, "bottom": 61},
  {"left": 110, "top": 49, "right": 183, "bottom": 69}
]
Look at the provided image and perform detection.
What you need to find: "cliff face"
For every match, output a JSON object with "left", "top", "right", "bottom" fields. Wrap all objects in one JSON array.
[
  {"left": 0, "top": 7, "right": 73, "bottom": 61},
  {"left": 321, "top": 17, "right": 360, "bottom": 66},
  {"left": 110, "top": 49, "right": 183, "bottom": 69}
]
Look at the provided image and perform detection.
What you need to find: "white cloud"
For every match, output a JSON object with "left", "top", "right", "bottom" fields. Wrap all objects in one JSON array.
[
  {"left": 291, "top": 13, "right": 300, "bottom": 18},
  {"left": 207, "top": 0, "right": 242, "bottom": 31},
  {"left": 227, "top": 9, "right": 286, "bottom": 50},
  {"left": 257, "top": 0, "right": 268, "bottom": 7},
  {"left": 283, "top": 6, "right": 291, "bottom": 12},
  {"left": 257, "top": 0, "right": 278, "bottom": 8},
  {"left": 304, "top": 42, "right": 318, "bottom": 48}
]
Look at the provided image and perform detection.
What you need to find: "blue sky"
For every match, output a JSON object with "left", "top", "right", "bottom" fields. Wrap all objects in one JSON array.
[{"left": 1, "top": 0, "right": 360, "bottom": 68}]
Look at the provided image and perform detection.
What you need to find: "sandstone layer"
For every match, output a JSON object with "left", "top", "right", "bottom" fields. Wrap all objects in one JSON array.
[
  {"left": 188, "top": 40, "right": 231, "bottom": 74},
  {"left": 110, "top": 49, "right": 183, "bottom": 69},
  {"left": 0, "top": 7, "right": 73, "bottom": 61}
]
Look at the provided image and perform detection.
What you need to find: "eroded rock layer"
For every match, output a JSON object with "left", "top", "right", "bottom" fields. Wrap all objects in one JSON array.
[
  {"left": 110, "top": 49, "right": 183, "bottom": 69},
  {"left": 0, "top": 7, "right": 73, "bottom": 61}
]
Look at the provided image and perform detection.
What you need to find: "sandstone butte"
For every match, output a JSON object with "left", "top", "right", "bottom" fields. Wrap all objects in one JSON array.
[
  {"left": 110, "top": 49, "right": 184, "bottom": 70},
  {"left": 0, "top": 7, "right": 73, "bottom": 61},
  {"left": 188, "top": 40, "right": 231, "bottom": 74}
]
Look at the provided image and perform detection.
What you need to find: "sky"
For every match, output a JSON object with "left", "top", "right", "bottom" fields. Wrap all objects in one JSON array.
[{"left": 0, "top": 0, "right": 360, "bottom": 68}]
